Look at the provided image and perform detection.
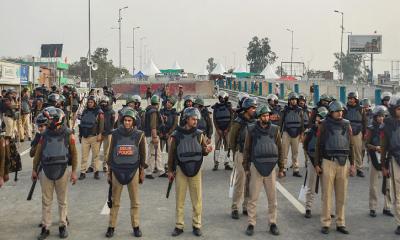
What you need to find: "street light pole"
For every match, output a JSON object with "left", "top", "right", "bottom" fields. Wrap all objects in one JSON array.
[
  {"left": 88, "top": 0, "right": 92, "bottom": 90},
  {"left": 334, "top": 10, "right": 344, "bottom": 81},
  {"left": 286, "top": 28, "right": 294, "bottom": 76},
  {"left": 118, "top": 6, "right": 128, "bottom": 69},
  {"left": 140, "top": 37, "right": 146, "bottom": 70},
  {"left": 127, "top": 27, "right": 140, "bottom": 74}
]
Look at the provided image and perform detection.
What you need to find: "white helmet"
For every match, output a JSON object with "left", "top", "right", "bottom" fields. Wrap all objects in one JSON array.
[
  {"left": 266, "top": 94, "right": 278, "bottom": 102},
  {"left": 132, "top": 95, "right": 142, "bottom": 103},
  {"left": 237, "top": 92, "right": 249, "bottom": 102},
  {"left": 218, "top": 91, "right": 228, "bottom": 99},
  {"left": 381, "top": 92, "right": 392, "bottom": 101}
]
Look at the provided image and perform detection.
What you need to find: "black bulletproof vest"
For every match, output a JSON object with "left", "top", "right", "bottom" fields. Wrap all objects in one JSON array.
[
  {"left": 103, "top": 107, "right": 115, "bottom": 135},
  {"left": 385, "top": 118, "right": 400, "bottom": 166},
  {"left": 160, "top": 108, "right": 177, "bottom": 133},
  {"left": 250, "top": 123, "right": 279, "bottom": 177},
  {"left": 41, "top": 129, "right": 70, "bottom": 180},
  {"left": 322, "top": 117, "right": 351, "bottom": 166},
  {"left": 235, "top": 115, "right": 255, "bottom": 153},
  {"left": 284, "top": 107, "right": 302, "bottom": 137},
  {"left": 213, "top": 103, "right": 231, "bottom": 130},
  {"left": 110, "top": 127, "right": 142, "bottom": 185},
  {"left": 345, "top": 105, "right": 363, "bottom": 135},
  {"left": 144, "top": 107, "right": 160, "bottom": 137},
  {"left": 174, "top": 128, "right": 203, "bottom": 177},
  {"left": 306, "top": 127, "right": 318, "bottom": 159},
  {"left": 197, "top": 109, "right": 209, "bottom": 132},
  {"left": 80, "top": 108, "right": 99, "bottom": 137}
]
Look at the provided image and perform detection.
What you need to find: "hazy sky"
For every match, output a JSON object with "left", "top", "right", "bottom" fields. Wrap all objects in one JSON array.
[{"left": 1, "top": 0, "right": 399, "bottom": 77}]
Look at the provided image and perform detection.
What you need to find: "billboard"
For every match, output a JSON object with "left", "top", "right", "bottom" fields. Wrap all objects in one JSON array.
[
  {"left": 41, "top": 44, "right": 63, "bottom": 58},
  {"left": 20, "top": 65, "right": 29, "bottom": 85},
  {"left": 348, "top": 35, "right": 382, "bottom": 54},
  {"left": 0, "top": 61, "right": 20, "bottom": 85}
]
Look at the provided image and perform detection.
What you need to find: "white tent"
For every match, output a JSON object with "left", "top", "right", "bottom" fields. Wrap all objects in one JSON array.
[
  {"left": 260, "top": 65, "right": 279, "bottom": 79},
  {"left": 233, "top": 64, "right": 247, "bottom": 73},
  {"left": 142, "top": 59, "right": 161, "bottom": 76},
  {"left": 171, "top": 60, "right": 182, "bottom": 70},
  {"left": 198, "top": 66, "right": 209, "bottom": 76},
  {"left": 211, "top": 63, "right": 226, "bottom": 75}
]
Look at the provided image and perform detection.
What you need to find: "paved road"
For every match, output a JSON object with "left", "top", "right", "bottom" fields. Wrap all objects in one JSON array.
[{"left": 0, "top": 99, "right": 398, "bottom": 240}]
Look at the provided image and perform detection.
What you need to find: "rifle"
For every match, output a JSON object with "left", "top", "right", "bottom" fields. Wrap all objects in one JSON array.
[
  {"left": 166, "top": 146, "right": 177, "bottom": 199},
  {"left": 315, "top": 175, "right": 320, "bottom": 194},
  {"left": 382, "top": 153, "right": 390, "bottom": 196},
  {"left": 27, "top": 165, "right": 42, "bottom": 201},
  {"left": 107, "top": 172, "right": 112, "bottom": 208}
]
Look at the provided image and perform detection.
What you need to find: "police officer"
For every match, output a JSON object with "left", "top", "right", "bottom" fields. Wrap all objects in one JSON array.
[
  {"left": 159, "top": 96, "right": 179, "bottom": 155},
  {"left": 280, "top": 92, "right": 305, "bottom": 177},
  {"left": 20, "top": 88, "right": 32, "bottom": 141},
  {"left": 31, "top": 107, "right": 78, "bottom": 240},
  {"left": 131, "top": 95, "right": 145, "bottom": 131},
  {"left": 235, "top": 92, "right": 250, "bottom": 117},
  {"left": 78, "top": 96, "right": 104, "bottom": 180},
  {"left": 381, "top": 92, "right": 392, "bottom": 108},
  {"left": 2, "top": 89, "right": 19, "bottom": 139},
  {"left": 229, "top": 97, "right": 257, "bottom": 219},
  {"left": 167, "top": 107, "right": 213, "bottom": 237},
  {"left": 105, "top": 109, "right": 147, "bottom": 238},
  {"left": 344, "top": 92, "right": 368, "bottom": 177},
  {"left": 30, "top": 113, "right": 48, "bottom": 158},
  {"left": 179, "top": 95, "right": 194, "bottom": 126},
  {"left": 309, "top": 94, "right": 331, "bottom": 125},
  {"left": 144, "top": 95, "right": 165, "bottom": 179},
  {"left": 193, "top": 97, "right": 213, "bottom": 143},
  {"left": 176, "top": 85, "right": 184, "bottom": 112},
  {"left": 266, "top": 94, "right": 282, "bottom": 126},
  {"left": 299, "top": 94, "right": 310, "bottom": 128},
  {"left": 211, "top": 91, "right": 233, "bottom": 171},
  {"left": 315, "top": 101, "right": 356, "bottom": 235},
  {"left": 47, "top": 93, "right": 62, "bottom": 108},
  {"left": 100, "top": 96, "right": 115, "bottom": 172},
  {"left": 381, "top": 94, "right": 400, "bottom": 235},
  {"left": 362, "top": 98, "right": 373, "bottom": 127},
  {"left": 366, "top": 105, "right": 393, "bottom": 218},
  {"left": 70, "top": 88, "right": 80, "bottom": 130},
  {"left": 242, "top": 105, "right": 283, "bottom": 236},
  {"left": 303, "top": 106, "right": 328, "bottom": 218}
]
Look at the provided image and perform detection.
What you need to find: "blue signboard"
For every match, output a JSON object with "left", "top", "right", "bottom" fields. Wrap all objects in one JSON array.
[{"left": 20, "top": 65, "right": 29, "bottom": 85}]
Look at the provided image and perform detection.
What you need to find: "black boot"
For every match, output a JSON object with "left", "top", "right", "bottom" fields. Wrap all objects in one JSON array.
[
  {"left": 356, "top": 170, "right": 365, "bottom": 177},
  {"left": 336, "top": 226, "right": 349, "bottom": 234},
  {"left": 94, "top": 171, "right": 100, "bottom": 180},
  {"left": 293, "top": 171, "right": 302, "bottom": 177},
  {"left": 321, "top": 227, "right": 329, "bottom": 234},
  {"left": 212, "top": 164, "right": 219, "bottom": 171},
  {"left": 370, "top": 210, "right": 377, "bottom": 217},
  {"left": 86, "top": 166, "right": 94, "bottom": 173},
  {"left": 171, "top": 227, "right": 183, "bottom": 237},
  {"left": 59, "top": 225, "right": 68, "bottom": 238},
  {"left": 192, "top": 226, "right": 202, "bottom": 237},
  {"left": 395, "top": 226, "right": 400, "bottom": 235},
  {"left": 305, "top": 210, "right": 312, "bottom": 218},
  {"left": 133, "top": 227, "right": 142, "bottom": 237},
  {"left": 231, "top": 210, "right": 239, "bottom": 219},
  {"left": 159, "top": 173, "right": 168, "bottom": 178},
  {"left": 246, "top": 225, "right": 254, "bottom": 236},
  {"left": 242, "top": 209, "right": 248, "bottom": 216},
  {"left": 225, "top": 164, "right": 233, "bottom": 171},
  {"left": 270, "top": 224, "right": 280, "bottom": 236},
  {"left": 105, "top": 227, "right": 114, "bottom": 238},
  {"left": 383, "top": 209, "right": 394, "bottom": 217},
  {"left": 37, "top": 227, "right": 50, "bottom": 240},
  {"left": 78, "top": 173, "right": 86, "bottom": 180},
  {"left": 145, "top": 174, "right": 154, "bottom": 179}
]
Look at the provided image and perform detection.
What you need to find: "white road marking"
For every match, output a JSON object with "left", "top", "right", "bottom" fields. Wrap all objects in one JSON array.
[
  {"left": 276, "top": 181, "right": 306, "bottom": 214},
  {"left": 20, "top": 148, "right": 31, "bottom": 156}
]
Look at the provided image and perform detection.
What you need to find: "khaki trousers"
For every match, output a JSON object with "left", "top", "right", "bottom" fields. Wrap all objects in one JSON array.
[
  {"left": 390, "top": 159, "right": 400, "bottom": 225},
  {"left": 282, "top": 132, "right": 300, "bottom": 172},
  {"left": 232, "top": 152, "right": 249, "bottom": 211},
  {"left": 40, "top": 169, "right": 69, "bottom": 228},
  {"left": 351, "top": 133, "right": 363, "bottom": 171},
  {"left": 321, "top": 159, "right": 348, "bottom": 227},
  {"left": 81, "top": 135, "right": 101, "bottom": 173},
  {"left": 145, "top": 137, "right": 164, "bottom": 175},
  {"left": 3, "top": 116, "right": 16, "bottom": 138},
  {"left": 101, "top": 134, "right": 112, "bottom": 171},
  {"left": 109, "top": 171, "right": 140, "bottom": 228},
  {"left": 70, "top": 112, "right": 77, "bottom": 130},
  {"left": 19, "top": 113, "right": 32, "bottom": 139},
  {"left": 175, "top": 167, "right": 202, "bottom": 229},
  {"left": 369, "top": 164, "right": 391, "bottom": 211},
  {"left": 305, "top": 163, "right": 318, "bottom": 210},
  {"left": 247, "top": 164, "right": 277, "bottom": 226}
]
